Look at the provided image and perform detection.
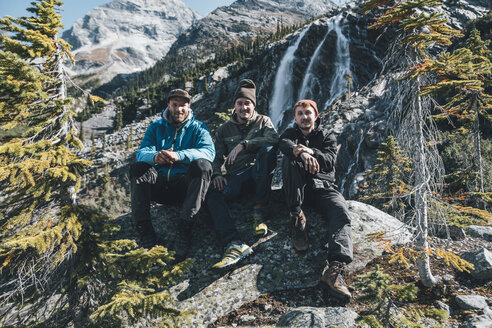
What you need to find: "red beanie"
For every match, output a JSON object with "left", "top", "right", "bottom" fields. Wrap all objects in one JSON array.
[{"left": 293, "top": 99, "right": 318, "bottom": 118}]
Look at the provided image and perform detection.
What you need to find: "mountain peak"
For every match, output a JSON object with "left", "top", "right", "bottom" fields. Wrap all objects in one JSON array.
[{"left": 62, "top": 0, "right": 201, "bottom": 83}]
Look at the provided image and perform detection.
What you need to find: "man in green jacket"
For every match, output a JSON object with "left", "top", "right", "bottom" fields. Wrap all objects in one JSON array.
[{"left": 206, "top": 79, "right": 279, "bottom": 268}]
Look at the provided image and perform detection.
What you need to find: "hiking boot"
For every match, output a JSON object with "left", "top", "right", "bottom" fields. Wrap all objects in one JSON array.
[
  {"left": 212, "top": 242, "right": 253, "bottom": 269},
  {"left": 135, "top": 220, "right": 158, "bottom": 249},
  {"left": 290, "top": 210, "right": 308, "bottom": 251},
  {"left": 252, "top": 208, "right": 268, "bottom": 236},
  {"left": 320, "top": 261, "right": 352, "bottom": 303},
  {"left": 173, "top": 221, "right": 193, "bottom": 262}
]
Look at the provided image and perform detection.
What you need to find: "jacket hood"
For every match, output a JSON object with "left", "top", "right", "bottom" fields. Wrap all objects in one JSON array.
[{"left": 162, "top": 107, "right": 193, "bottom": 128}]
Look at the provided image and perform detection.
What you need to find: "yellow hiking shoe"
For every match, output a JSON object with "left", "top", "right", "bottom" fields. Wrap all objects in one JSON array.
[
  {"left": 252, "top": 209, "right": 268, "bottom": 236},
  {"left": 212, "top": 243, "right": 253, "bottom": 269}
]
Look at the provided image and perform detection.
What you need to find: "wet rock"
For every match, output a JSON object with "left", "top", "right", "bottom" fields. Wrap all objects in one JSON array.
[
  {"left": 465, "top": 226, "right": 492, "bottom": 242},
  {"left": 461, "top": 248, "right": 492, "bottom": 280},
  {"left": 277, "top": 306, "right": 358, "bottom": 328},
  {"left": 455, "top": 294, "right": 489, "bottom": 311}
]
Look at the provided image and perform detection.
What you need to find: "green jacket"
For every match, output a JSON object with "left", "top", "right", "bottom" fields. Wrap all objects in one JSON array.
[{"left": 212, "top": 111, "right": 279, "bottom": 176}]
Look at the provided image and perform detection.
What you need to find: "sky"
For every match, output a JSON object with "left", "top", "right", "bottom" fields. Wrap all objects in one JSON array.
[{"left": 0, "top": 0, "right": 235, "bottom": 30}]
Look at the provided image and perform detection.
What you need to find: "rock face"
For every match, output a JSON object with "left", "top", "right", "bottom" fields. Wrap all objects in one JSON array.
[
  {"left": 62, "top": 0, "right": 200, "bottom": 83},
  {"left": 276, "top": 306, "right": 359, "bottom": 327},
  {"left": 167, "top": 0, "right": 337, "bottom": 58}
]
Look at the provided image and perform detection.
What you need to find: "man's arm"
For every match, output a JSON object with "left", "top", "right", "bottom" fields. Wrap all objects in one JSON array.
[
  {"left": 279, "top": 128, "right": 298, "bottom": 159},
  {"left": 136, "top": 122, "right": 159, "bottom": 164},
  {"left": 310, "top": 131, "right": 337, "bottom": 172},
  {"left": 211, "top": 127, "right": 226, "bottom": 177},
  {"left": 174, "top": 123, "right": 215, "bottom": 163},
  {"left": 242, "top": 116, "right": 279, "bottom": 151}
]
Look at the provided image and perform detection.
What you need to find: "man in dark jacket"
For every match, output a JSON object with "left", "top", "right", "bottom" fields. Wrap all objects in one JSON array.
[
  {"left": 206, "top": 79, "right": 279, "bottom": 269},
  {"left": 279, "top": 99, "right": 353, "bottom": 302},
  {"left": 130, "top": 89, "right": 215, "bottom": 261}
]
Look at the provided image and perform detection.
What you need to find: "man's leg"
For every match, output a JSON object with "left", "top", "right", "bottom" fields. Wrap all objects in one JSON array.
[
  {"left": 310, "top": 186, "right": 353, "bottom": 302},
  {"left": 310, "top": 186, "right": 353, "bottom": 264},
  {"left": 206, "top": 170, "right": 254, "bottom": 268},
  {"left": 282, "top": 157, "right": 308, "bottom": 251},
  {"left": 250, "top": 145, "right": 277, "bottom": 235},
  {"left": 172, "top": 159, "right": 213, "bottom": 261},
  {"left": 205, "top": 172, "right": 244, "bottom": 247},
  {"left": 130, "top": 162, "right": 161, "bottom": 248}
]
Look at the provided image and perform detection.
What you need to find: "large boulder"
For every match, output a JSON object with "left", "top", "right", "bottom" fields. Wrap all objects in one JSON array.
[
  {"left": 465, "top": 226, "right": 492, "bottom": 242},
  {"left": 133, "top": 199, "right": 412, "bottom": 326},
  {"left": 461, "top": 248, "right": 492, "bottom": 280}
]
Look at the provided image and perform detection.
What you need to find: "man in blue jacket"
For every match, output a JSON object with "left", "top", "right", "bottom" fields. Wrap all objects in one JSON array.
[{"left": 130, "top": 89, "right": 215, "bottom": 261}]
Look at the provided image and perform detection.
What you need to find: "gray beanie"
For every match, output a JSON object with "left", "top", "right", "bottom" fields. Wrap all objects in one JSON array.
[{"left": 233, "top": 79, "right": 256, "bottom": 106}]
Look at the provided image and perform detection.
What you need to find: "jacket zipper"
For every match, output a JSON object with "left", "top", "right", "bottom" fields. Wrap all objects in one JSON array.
[{"left": 166, "top": 128, "right": 180, "bottom": 181}]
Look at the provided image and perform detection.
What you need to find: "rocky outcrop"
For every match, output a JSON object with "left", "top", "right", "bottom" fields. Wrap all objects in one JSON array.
[
  {"left": 113, "top": 199, "right": 410, "bottom": 326},
  {"left": 63, "top": 0, "right": 200, "bottom": 84}
]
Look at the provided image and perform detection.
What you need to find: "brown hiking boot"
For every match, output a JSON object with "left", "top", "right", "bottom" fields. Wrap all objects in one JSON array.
[
  {"left": 290, "top": 210, "right": 308, "bottom": 251},
  {"left": 320, "top": 261, "right": 352, "bottom": 303}
]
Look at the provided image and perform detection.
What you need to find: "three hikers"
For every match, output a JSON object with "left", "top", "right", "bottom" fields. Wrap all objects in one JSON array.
[{"left": 130, "top": 84, "right": 353, "bottom": 301}]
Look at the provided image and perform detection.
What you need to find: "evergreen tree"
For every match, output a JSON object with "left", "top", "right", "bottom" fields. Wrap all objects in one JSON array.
[
  {"left": 102, "top": 132, "right": 107, "bottom": 152},
  {"left": 91, "top": 132, "right": 96, "bottom": 154},
  {"left": 0, "top": 2, "right": 190, "bottom": 325},
  {"left": 419, "top": 29, "right": 492, "bottom": 207},
  {"left": 361, "top": 0, "right": 462, "bottom": 287},
  {"left": 361, "top": 136, "right": 412, "bottom": 219}
]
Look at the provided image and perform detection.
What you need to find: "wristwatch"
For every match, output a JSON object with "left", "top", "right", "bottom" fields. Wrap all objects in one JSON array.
[{"left": 240, "top": 140, "right": 247, "bottom": 149}]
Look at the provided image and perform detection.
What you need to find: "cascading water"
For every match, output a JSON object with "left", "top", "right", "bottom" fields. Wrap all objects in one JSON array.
[
  {"left": 269, "top": 28, "right": 309, "bottom": 128},
  {"left": 298, "top": 15, "right": 342, "bottom": 100},
  {"left": 270, "top": 15, "right": 352, "bottom": 130},
  {"left": 339, "top": 129, "right": 365, "bottom": 195},
  {"left": 323, "top": 16, "right": 351, "bottom": 109}
]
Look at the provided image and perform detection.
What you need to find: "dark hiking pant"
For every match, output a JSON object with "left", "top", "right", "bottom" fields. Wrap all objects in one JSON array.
[
  {"left": 206, "top": 145, "right": 277, "bottom": 247},
  {"left": 282, "top": 157, "right": 353, "bottom": 264},
  {"left": 130, "top": 159, "right": 212, "bottom": 232}
]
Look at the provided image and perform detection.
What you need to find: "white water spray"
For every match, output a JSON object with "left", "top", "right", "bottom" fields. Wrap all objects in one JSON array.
[
  {"left": 269, "top": 28, "right": 309, "bottom": 128},
  {"left": 323, "top": 17, "right": 351, "bottom": 109}
]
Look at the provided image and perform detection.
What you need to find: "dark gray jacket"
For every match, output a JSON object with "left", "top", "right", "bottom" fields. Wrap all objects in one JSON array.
[{"left": 279, "top": 118, "right": 337, "bottom": 183}]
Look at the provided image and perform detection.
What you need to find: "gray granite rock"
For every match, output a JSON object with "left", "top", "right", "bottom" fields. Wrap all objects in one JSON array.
[
  {"left": 276, "top": 306, "right": 358, "bottom": 328},
  {"left": 459, "top": 308, "right": 492, "bottom": 328},
  {"left": 465, "top": 226, "right": 492, "bottom": 242},
  {"left": 461, "top": 248, "right": 492, "bottom": 280},
  {"left": 455, "top": 294, "right": 489, "bottom": 311}
]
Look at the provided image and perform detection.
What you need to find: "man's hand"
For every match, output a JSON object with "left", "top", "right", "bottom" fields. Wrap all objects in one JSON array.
[
  {"left": 300, "top": 152, "right": 319, "bottom": 174},
  {"left": 154, "top": 149, "right": 179, "bottom": 164},
  {"left": 212, "top": 175, "right": 227, "bottom": 191},
  {"left": 293, "top": 144, "right": 314, "bottom": 157},
  {"left": 226, "top": 143, "right": 245, "bottom": 165}
]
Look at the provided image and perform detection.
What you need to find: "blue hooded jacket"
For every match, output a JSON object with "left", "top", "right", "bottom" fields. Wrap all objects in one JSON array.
[{"left": 136, "top": 109, "right": 215, "bottom": 180}]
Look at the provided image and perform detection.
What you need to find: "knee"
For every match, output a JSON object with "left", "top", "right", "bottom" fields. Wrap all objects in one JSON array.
[
  {"left": 130, "top": 162, "right": 153, "bottom": 180},
  {"left": 189, "top": 159, "right": 212, "bottom": 180}
]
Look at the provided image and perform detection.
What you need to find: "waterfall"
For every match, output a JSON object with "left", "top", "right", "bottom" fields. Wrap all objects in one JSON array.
[
  {"left": 323, "top": 17, "right": 351, "bottom": 109},
  {"left": 340, "top": 129, "right": 365, "bottom": 195},
  {"left": 269, "top": 28, "right": 309, "bottom": 128},
  {"left": 298, "top": 15, "right": 342, "bottom": 100}
]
